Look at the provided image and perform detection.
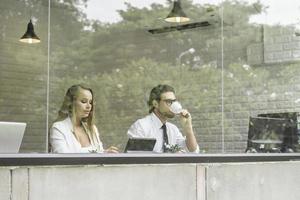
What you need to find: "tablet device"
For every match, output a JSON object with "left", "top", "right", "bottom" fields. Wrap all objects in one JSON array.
[
  {"left": 0, "top": 121, "right": 26, "bottom": 153},
  {"left": 124, "top": 138, "right": 156, "bottom": 153}
]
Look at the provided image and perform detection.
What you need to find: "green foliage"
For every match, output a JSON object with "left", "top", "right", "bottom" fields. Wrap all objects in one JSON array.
[
  {"left": 3, "top": 0, "right": 300, "bottom": 152},
  {"left": 52, "top": 58, "right": 221, "bottom": 147}
]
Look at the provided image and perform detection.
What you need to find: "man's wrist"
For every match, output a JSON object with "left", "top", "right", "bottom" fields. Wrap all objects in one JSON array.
[{"left": 183, "top": 125, "right": 193, "bottom": 133}]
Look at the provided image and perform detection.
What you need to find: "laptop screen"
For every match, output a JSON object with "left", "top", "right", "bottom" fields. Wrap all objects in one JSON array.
[
  {"left": 0, "top": 121, "right": 26, "bottom": 153},
  {"left": 124, "top": 138, "right": 156, "bottom": 153},
  {"left": 246, "top": 117, "right": 287, "bottom": 152}
]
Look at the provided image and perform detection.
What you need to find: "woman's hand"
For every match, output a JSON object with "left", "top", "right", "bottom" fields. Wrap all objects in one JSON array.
[{"left": 104, "top": 146, "right": 119, "bottom": 153}]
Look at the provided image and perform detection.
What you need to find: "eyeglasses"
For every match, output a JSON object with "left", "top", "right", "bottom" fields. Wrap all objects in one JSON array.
[{"left": 161, "top": 99, "right": 177, "bottom": 106}]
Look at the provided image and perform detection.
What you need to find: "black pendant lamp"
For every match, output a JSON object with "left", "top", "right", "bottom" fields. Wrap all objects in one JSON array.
[
  {"left": 165, "top": 0, "right": 190, "bottom": 23},
  {"left": 19, "top": 19, "right": 41, "bottom": 44}
]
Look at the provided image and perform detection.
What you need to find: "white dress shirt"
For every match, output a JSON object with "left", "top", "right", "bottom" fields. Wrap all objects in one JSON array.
[
  {"left": 127, "top": 112, "right": 199, "bottom": 153},
  {"left": 50, "top": 117, "right": 104, "bottom": 153}
]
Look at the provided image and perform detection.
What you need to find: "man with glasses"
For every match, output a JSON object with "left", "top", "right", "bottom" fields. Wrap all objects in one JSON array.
[{"left": 127, "top": 84, "right": 199, "bottom": 153}]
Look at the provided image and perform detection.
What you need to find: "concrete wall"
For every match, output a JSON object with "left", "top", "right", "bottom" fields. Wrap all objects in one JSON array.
[
  {"left": 1, "top": 161, "right": 300, "bottom": 200},
  {"left": 205, "top": 162, "right": 300, "bottom": 200}
]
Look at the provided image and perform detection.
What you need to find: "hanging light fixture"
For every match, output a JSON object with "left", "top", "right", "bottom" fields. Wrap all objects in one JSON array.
[
  {"left": 165, "top": 0, "right": 190, "bottom": 23},
  {"left": 20, "top": 19, "right": 40, "bottom": 44}
]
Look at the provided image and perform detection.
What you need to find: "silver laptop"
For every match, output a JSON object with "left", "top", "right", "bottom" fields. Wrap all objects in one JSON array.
[{"left": 0, "top": 121, "right": 26, "bottom": 153}]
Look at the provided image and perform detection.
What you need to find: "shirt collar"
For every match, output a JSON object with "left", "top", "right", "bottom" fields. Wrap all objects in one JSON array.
[
  {"left": 65, "top": 116, "right": 84, "bottom": 133},
  {"left": 150, "top": 112, "right": 164, "bottom": 129},
  {"left": 65, "top": 117, "right": 74, "bottom": 132}
]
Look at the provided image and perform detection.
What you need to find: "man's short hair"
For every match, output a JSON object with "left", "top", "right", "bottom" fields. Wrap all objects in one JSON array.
[{"left": 148, "top": 84, "right": 175, "bottom": 113}]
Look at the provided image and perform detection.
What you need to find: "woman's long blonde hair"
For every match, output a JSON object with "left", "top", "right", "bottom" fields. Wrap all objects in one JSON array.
[{"left": 55, "top": 84, "right": 96, "bottom": 135}]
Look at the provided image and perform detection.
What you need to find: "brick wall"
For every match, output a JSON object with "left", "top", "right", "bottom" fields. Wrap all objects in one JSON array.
[
  {"left": 0, "top": 43, "right": 48, "bottom": 152},
  {"left": 247, "top": 25, "right": 300, "bottom": 65}
]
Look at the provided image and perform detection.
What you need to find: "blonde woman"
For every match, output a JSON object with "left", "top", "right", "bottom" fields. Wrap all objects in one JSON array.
[{"left": 50, "top": 84, "right": 118, "bottom": 153}]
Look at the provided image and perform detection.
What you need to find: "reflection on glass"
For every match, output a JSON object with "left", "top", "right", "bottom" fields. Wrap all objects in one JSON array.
[
  {"left": 0, "top": 0, "right": 48, "bottom": 152},
  {"left": 1, "top": 0, "right": 300, "bottom": 153},
  {"left": 223, "top": 0, "right": 300, "bottom": 153},
  {"left": 50, "top": 0, "right": 221, "bottom": 153}
]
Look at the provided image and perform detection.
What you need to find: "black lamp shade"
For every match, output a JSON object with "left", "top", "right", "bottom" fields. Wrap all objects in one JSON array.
[
  {"left": 20, "top": 20, "right": 40, "bottom": 44},
  {"left": 165, "top": 0, "right": 190, "bottom": 23}
]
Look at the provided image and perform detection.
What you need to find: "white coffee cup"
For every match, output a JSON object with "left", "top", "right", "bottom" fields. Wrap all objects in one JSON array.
[
  {"left": 170, "top": 101, "right": 189, "bottom": 118},
  {"left": 170, "top": 101, "right": 183, "bottom": 114}
]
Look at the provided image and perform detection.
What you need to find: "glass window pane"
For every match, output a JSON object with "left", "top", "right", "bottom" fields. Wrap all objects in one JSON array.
[
  {"left": 0, "top": 0, "right": 48, "bottom": 152},
  {"left": 49, "top": 0, "right": 223, "bottom": 152},
  {"left": 224, "top": 0, "right": 300, "bottom": 153}
]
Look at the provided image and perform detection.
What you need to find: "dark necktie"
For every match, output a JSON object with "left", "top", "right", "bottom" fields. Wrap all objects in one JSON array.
[{"left": 161, "top": 124, "right": 169, "bottom": 152}]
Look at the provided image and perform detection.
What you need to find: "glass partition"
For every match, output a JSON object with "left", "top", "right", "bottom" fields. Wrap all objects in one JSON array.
[
  {"left": 223, "top": 0, "right": 300, "bottom": 153},
  {"left": 49, "top": 0, "right": 222, "bottom": 152},
  {"left": 0, "top": 0, "right": 48, "bottom": 152},
  {"left": 1, "top": 0, "right": 300, "bottom": 153}
]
